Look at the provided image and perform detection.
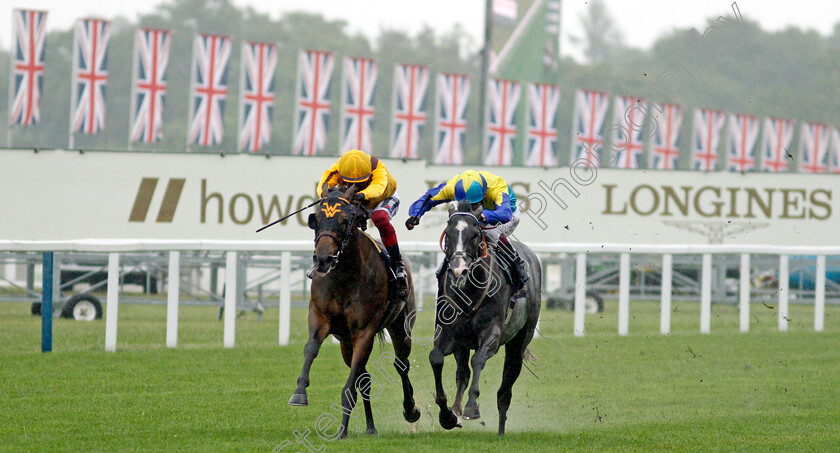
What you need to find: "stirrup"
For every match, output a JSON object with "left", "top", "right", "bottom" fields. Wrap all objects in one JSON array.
[{"left": 393, "top": 266, "right": 409, "bottom": 299}]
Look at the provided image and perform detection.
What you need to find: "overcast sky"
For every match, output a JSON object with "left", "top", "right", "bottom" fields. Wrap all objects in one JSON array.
[{"left": 3, "top": 0, "right": 838, "bottom": 62}]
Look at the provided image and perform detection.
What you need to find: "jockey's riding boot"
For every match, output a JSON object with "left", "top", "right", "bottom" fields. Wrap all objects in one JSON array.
[
  {"left": 497, "top": 234, "right": 529, "bottom": 301},
  {"left": 386, "top": 244, "right": 409, "bottom": 299}
]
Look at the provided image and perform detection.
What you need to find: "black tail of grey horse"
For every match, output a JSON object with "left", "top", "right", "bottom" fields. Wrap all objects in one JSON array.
[{"left": 426, "top": 201, "right": 541, "bottom": 436}]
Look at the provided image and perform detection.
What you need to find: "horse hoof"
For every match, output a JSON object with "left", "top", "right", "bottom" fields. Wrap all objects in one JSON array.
[
  {"left": 366, "top": 427, "right": 378, "bottom": 435},
  {"left": 288, "top": 393, "right": 308, "bottom": 406},
  {"left": 462, "top": 404, "right": 481, "bottom": 420},
  {"left": 439, "top": 407, "right": 461, "bottom": 430},
  {"left": 404, "top": 406, "right": 421, "bottom": 423}
]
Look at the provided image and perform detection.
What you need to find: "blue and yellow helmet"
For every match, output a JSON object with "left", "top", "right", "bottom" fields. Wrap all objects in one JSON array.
[{"left": 453, "top": 170, "right": 487, "bottom": 204}]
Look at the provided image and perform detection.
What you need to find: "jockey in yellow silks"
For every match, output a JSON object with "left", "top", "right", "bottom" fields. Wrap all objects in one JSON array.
[
  {"left": 316, "top": 149, "right": 407, "bottom": 298},
  {"left": 405, "top": 170, "right": 528, "bottom": 299}
]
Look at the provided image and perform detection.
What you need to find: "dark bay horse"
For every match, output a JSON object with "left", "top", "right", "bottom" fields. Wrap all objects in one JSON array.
[
  {"left": 429, "top": 202, "right": 541, "bottom": 436},
  {"left": 288, "top": 185, "right": 421, "bottom": 438}
]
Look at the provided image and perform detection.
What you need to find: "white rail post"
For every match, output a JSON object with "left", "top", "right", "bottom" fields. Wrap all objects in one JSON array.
[
  {"left": 660, "top": 254, "right": 672, "bottom": 335},
  {"left": 105, "top": 253, "right": 120, "bottom": 352},
  {"left": 739, "top": 253, "right": 750, "bottom": 333},
  {"left": 166, "top": 251, "right": 180, "bottom": 348},
  {"left": 224, "top": 251, "right": 237, "bottom": 348},
  {"left": 700, "top": 253, "right": 712, "bottom": 334},
  {"left": 574, "top": 253, "right": 586, "bottom": 337},
  {"left": 618, "top": 253, "right": 630, "bottom": 336},
  {"left": 815, "top": 255, "right": 826, "bottom": 332},
  {"left": 279, "top": 251, "right": 291, "bottom": 346},
  {"left": 778, "top": 254, "right": 789, "bottom": 332}
]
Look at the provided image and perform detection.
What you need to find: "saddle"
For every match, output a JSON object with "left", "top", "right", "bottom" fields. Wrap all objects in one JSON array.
[{"left": 358, "top": 229, "right": 405, "bottom": 331}]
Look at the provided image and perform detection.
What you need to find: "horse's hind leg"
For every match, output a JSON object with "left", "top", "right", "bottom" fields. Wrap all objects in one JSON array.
[
  {"left": 387, "top": 322, "right": 421, "bottom": 423},
  {"left": 289, "top": 312, "right": 330, "bottom": 406},
  {"left": 463, "top": 327, "right": 501, "bottom": 421},
  {"left": 497, "top": 337, "right": 526, "bottom": 436},
  {"left": 451, "top": 346, "right": 470, "bottom": 417}
]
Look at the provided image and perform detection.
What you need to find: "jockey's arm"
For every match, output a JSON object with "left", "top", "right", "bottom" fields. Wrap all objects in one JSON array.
[
  {"left": 316, "top": 166, "right": 341, "bottom": 197},
  {"left": 358, "top": 164, "right": 388, "bottom": 201},
  {"left": 481, "top": 192, "right": 512, "bottom": 225},
  {"left": 408, "top": 182, "right": 451, "bottom": 218}
]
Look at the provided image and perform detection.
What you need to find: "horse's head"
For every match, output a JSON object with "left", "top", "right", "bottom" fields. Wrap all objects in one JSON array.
[
  {"left": 308, "top": 185, "right": 361, "bottom": 275},
  {"left": 443, "top": 200, "right": 486, "bottom": 279}
]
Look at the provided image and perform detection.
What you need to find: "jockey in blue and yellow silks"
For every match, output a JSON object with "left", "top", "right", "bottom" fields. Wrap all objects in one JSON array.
[
  {"left": 316, "top": 149, "right": 408, "bottom": 298},
  {"left": 405, "top": 170, "right": 528, "bottom": 298}
]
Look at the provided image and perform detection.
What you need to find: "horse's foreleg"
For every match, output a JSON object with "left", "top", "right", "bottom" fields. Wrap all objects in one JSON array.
[
  {"left": 289, "top": 313, "right": 330, "bottom": 406},
  {"left": 430, "top": 335, "right": 460, "bottom": 430},
  {"left": 388, "top": 321, "right": 421, "bottom": 423},
  {"left": 338, "top": 328, "right": 376, "bottom": 439},
  {"left": 463, "top": 326, "right": 501, "bottom": 421},
  {"left": 451, "top": 346, "right": 471, "bottom": 417}
]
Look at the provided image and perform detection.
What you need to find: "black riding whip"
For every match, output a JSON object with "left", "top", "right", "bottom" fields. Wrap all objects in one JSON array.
[{"left": 256, "top": 199, "right": 320, "bottom": 233}]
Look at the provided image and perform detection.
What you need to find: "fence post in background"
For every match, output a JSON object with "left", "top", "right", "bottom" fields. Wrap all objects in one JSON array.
[
  {"left": 166, "top": 251, "right": 180, "bottom": 348},
  {"left": 105, "top": 253, "right": 120, "bottom": 352},
  {"left": 279, "top": 251, "right": 291, "bottom": 346},
  {"left": 700, "top": 253, "right": 712, "bottom": 334},
  {"left": 660, "top": 253, "right": 672, "bottom": 335},
  {"left": 224, "top": 252, "right": 237, "bottom": 348},
  {"left": 778, "top": 254, "right": 789, "bottom": 332},
  {"left": 815, "top": 255, "right": 826, "bottom": 332},
  {"left": 739, "top": 253, "right": 751, "bottom": 333},
  {"left": 618, "top": 253, "right": 630, "bottom": 336},
  {"left": 574, "top": 253, "right": 587, "bottom": 337},
  {"left": 41, "top": 252, "right": 54, "bottom": 353}
]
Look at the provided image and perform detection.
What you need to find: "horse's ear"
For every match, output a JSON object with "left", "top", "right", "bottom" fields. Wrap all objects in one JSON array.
[
  {"left": 320, "top": 181, "right": 329, "bottom": 198},
  {"left": 448, "top": 204, "right": 456, "bottom": 217},
  {"left": 308, "top": 213, "right": 317, "bottom": 230},
  {"left": 343, "top": 184, "right": 357, "bottom": 200},
  {"left": 471, "top": 203, "right": 484, "bottom": 216}
]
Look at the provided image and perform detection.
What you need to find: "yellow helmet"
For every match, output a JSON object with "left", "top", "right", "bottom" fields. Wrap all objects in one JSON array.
[{"left": 337, "top": 150, "right": 372, "bottom": 183}]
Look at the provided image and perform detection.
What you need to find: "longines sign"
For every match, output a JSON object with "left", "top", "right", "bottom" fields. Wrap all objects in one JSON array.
[{"left": 1, "top": 149, "right": 837, "bottom": 246}]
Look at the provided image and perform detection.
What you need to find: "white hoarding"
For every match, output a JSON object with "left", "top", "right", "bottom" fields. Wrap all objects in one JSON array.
[{"left": 1, "top": 149, "right": 837, "bottom": 246}]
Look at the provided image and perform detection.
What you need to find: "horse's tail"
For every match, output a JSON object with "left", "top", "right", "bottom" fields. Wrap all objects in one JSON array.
[{"left": 523, "top": 346, "right": 537, "bottom": 362}]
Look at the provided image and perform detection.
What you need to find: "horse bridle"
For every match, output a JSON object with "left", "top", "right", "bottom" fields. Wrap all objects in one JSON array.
[
  {"left": 313, "top": 197, "right": 360, "bottom": 272},
  {"left": 442, "top": 212, "right": 488, "bottom": 262}
]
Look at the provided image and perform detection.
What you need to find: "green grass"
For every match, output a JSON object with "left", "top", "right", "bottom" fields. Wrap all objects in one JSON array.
[{"left": 1, "top": 297, "right": 839, "bottom": 452}]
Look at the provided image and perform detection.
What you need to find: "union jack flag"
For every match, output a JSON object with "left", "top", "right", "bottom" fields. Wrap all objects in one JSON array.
[
  {"left": 649, "top": 103, "right": 683, "bottom": 170},
  {"left": 760, "top": 117, "right": 794, "bottom": 172},
  {"left": 571, "top": 89, "right": 609, "bottom": 167},
  {"left": 70, "top": 18, "right": 111, "bottom": 135},
  {"left": 483, "top": 78, "right": 520, "bottom": 166},
  {"left": 799, "top": 122, "right": 830, "bottom": 173},
  {"left": 433, "top": 73, "right": 470, "bottom": 165},
  {"left": 187, "top": 34, "right": 231, "bottom": 147},
  {"left": 237, "top": 41, "right": 277, "bottom": 152},
  {"left": 831, "top": 127, "right": 840, "bottom": 174},
  {"left": 10, "top": 9, "right": 47, "bottom": 126},
  {"left": 389, "top": 64, "right": 429, "bottom": 159},
  {"left": 339, "top": 57, "right": 376, "bottom": 154},
  {"left": 525, "top": 83, "right": 560, "bottom": 167},
  {"left": 293, "top": 50, "right": 334, "bottom": 156},
  {"left": 611, "top": 96, "right": 647, "bottom": 169},
  {"left": 690, "top": 108, "right": 726, "bottom": 171},
  {"left": 129, "top": 29, "right": 170, "bottom": 144},
  {"left": 725, "top": 113, "right": 759, "bottom": 172}
]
